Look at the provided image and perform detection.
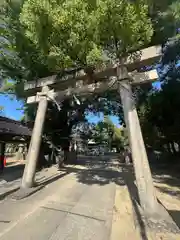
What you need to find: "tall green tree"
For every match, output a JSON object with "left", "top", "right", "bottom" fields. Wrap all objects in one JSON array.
[
  {"left": 19, "top": 0, "right": 153, "bottom": 66},
  {"left": 91, "top": 115, "right": 127, "bottom": 152},
  {"left": 146, "top": 0, "right": 180, "bottom": 45}
]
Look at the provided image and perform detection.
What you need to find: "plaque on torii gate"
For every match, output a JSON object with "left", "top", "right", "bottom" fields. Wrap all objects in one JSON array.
[{"left": 22, "top": 45, "right": 161, "bottom": 215}]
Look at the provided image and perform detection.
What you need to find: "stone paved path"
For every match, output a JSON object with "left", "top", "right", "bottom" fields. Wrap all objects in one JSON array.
[
  {"left": 1, "top": 156, "right": 179, "bottom": 239},
  {"left": 0, "top": 157, "right": 117, "bottom": 240}
]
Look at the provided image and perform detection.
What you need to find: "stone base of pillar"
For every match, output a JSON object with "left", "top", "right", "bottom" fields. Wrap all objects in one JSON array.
[
  {"left": 133, "top": 199, "right": 180, "bottom": 236},
  {"left": 11, "top": 185, "right": 43, "bottom": 200},
  {"left": 122, "top": 164, "right": 179, "bottom": 235}
]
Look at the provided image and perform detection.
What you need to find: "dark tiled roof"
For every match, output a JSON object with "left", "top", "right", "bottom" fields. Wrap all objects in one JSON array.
[{"left": 0, "top": 116, "right": 31, "bottom": 137}]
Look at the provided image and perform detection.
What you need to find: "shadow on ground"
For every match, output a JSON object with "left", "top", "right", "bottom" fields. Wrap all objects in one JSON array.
[
  {"left": 169, "top": 210, "right": 180, "bottom": 229},
  {"left": 61, "top": 157, "right": 150, "bottom": 239},
  {"left": 149, "top": 152, "right": 180, "bottom": 185},
  {"left": 155, "top": 185, "right": 180, "bottom": 198},
  {"left": 0, "top": 164, "right": 25, "bottom": 182},
  {"left": 39, "top": 171, "right": 70, "bottom": 187},
  {"left": 150, "top": 161, "right": 180, "bottom": 200},
  {"left": 0, "top": 163, "right": 57, "bottom": 184},
  {"left": 61, "top": 157, "right": 125, "bottom": 186},
  {"left": 61, "top": 156, "right": 180, "bottom": 238},
  {"left": 10, "top": 170, "right": 71, "bottom": 200}
]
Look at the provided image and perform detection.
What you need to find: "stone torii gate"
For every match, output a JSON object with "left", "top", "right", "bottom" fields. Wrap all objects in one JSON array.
[{"left": 22, "top": 45, "right": 161, "bottom": 215}]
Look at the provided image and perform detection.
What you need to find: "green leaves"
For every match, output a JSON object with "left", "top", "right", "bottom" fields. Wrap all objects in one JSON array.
[
  {"left": 91, "top": 115, "right": 127, "bottom": 151},
  {"left": 19, "top": 0, "right": 153, "bottom": 71},
  {"left": 97, "top": 0, "right": 153, "bottom": 56},
  {"left": 147, "top": 0, "right": 180, "bottom": 45},
  {"left": 20, "top": 0, "right": 101, "bottom": 69}
]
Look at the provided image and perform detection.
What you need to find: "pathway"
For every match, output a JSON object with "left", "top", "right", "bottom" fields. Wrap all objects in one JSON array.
[
  {"left": 1, "top": 156, "right": 179, "bottom": 239},
  {"left": 0, "top": 157, "right": 119, "bottom": 240}
]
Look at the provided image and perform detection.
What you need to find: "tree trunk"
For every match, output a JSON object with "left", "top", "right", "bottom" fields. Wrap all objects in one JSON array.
[
  {"left": 61, "top": 138, "right": 71, "bottom": 164},
  {"left": 64, "top": 149, "right": 69, "bottom": 163},
  {"left": 63, "top": 146, "right": 77, "bottom": 165},
  {"left": 166, "top": 142, "right": 172, "bottom": 154},
  {"left": 36, "top": 143, "right": 51, "bottom": 170},
  {"left": 118, "top": 66, "right": 158, "bottom": 215}
]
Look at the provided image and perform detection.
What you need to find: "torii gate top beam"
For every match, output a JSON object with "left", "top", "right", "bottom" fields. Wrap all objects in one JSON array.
[
  {"left": 24, "top": 45, "right": 161, "bottom": 96},
  {"left": 26, "top": 69, "right": 158, "bottom": 104}
]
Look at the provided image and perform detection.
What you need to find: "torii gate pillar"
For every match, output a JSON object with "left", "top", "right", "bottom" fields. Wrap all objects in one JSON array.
[
  {"left": 117, "top": 66, "right": 158, "bottom": 214},
  {"left": 22, "top": 86, "right": 49, "bottom": 188}
]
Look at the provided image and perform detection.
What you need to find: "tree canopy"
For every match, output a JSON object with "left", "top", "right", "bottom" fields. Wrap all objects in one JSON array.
[
  {"left": 91, "top": 115, "right": 128, "bottom": 152},
  {"left": 19, "top": 0, "right": 153, "bottom": 70}
]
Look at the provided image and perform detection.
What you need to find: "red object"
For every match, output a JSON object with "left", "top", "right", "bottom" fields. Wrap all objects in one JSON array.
[{"left": 4, "top": 157, "right": 6, "bottom": 166}]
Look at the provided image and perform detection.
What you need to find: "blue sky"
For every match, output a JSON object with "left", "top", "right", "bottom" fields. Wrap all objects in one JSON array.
[
  {"left": 0, "top": 93, "right": 121, "bottom": 126},
  {"left": 152, "top": 81, "right": 161, "bottom": 90},
  {"left": 0, "top": 95, "right": 24, "bottom": 120},
  {"left": 0, "top": 80, "right": 161, "bottom": 125},
  {"left": 86, "top": 112, "right": 120, "bottom": 127},
  {"left": 0, "top": 94, "right": 121, "bottom": 126}
]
